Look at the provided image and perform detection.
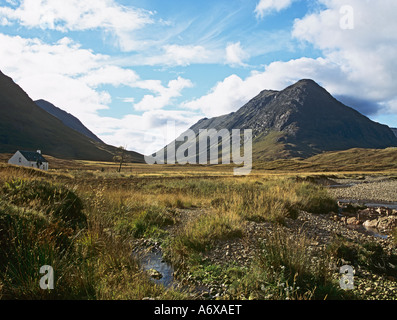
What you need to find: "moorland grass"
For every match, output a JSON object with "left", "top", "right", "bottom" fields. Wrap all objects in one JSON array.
[
  {"left": 232, "top": 228, "right": 350, "bottom": 300},
  {"left": 0, "top": 174, "right": 186, "bottom": 300},
  {"left": 0, "top": 165, "right": 340, "bottom": 300}
]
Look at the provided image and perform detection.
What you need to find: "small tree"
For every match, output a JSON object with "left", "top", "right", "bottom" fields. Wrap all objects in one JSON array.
[{"left": 113, "top": 146, "right": 126, "bottom": 173}]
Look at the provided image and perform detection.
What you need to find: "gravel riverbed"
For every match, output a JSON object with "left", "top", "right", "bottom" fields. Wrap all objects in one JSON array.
[{"left": 327, "top": 178, "right": 397, "bottom": 203}]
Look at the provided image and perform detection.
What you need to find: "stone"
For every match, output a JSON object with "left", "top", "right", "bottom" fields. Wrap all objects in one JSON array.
[
  {"left": 363, "top": 219, "right": 379, "bottom": 229},
  {"left": 147, "top": 269, "right": 163, "bottom": 280},
  {"left": 347, "top": 217, "right": 360, "bottom": 225},
  {"left": 365, "top": 287, "right": 374, "bottom": 294},
  {"left": 357, "top": 209, "right": 372, "bottom": 222},
  {"left": 377, "top": 216, "right": 397, "bottom": 231}
]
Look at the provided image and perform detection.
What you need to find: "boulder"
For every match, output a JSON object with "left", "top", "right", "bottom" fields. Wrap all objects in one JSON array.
[
  {"left": 347, "top": 217, "right": 360, "bottom": 225},
  {"left": 363, "top": 219, "right": 379, "bottom": 229},
  {"left": 377, "top": 216, "right": 397, "bottom": 232},
  {"left": 147, "top": 269, "right": 163, "bottom": 280}
]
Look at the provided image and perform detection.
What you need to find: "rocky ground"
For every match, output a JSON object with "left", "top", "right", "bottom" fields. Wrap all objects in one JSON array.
[{"left": 327, "top": 176, "right": 397, "bottom": 203}]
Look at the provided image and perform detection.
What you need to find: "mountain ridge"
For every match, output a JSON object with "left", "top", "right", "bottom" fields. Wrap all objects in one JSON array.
[
  {"left": 35, "top": 99, "right": 103, "bottom": 143},
  {"left": 160, "top": 79, "right": 397, "bottom": 161}
]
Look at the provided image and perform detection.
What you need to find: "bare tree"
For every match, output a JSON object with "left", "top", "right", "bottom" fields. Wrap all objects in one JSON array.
[{"left": 113, "top": 146, "right": 126, "bottom": 173}]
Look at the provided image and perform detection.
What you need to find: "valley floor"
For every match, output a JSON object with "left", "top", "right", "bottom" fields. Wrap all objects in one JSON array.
[{"left": 0, "top": 161, "right": 396, "bottom": 300}]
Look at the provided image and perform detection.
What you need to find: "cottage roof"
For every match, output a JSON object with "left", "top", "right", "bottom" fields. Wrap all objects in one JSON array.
[{"left": 19, "top": 151, "right": 48, "bottom": 163}]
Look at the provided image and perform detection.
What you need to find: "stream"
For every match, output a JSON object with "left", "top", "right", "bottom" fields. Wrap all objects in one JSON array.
[
  {"left": 134, "top": 249, "right": 176, "bottom": 288},
  {"left": 347, "top": 224, "right": 389, "bottom": 239},
  {"left": 338, "top": 199, "right": 397, "bottom": 210},
  {"left": 337, "top": 199, "right": 397, "bottom": 239}
]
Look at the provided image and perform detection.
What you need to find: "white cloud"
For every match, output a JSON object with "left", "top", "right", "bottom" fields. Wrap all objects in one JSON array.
[
  {"left": 186, "top": 0, "right": 397, "bottom": 122},
  {"left": 120, "top": 97, "right": 135, "bottom": 104},
  {"left": 225, "top": 42, "right": 249, "bottom": 67},
  {"left": 292, "top": 0, "right": 397, "bottom": 112},
  {"left": 0, "top": 0, "right": 154, "bottom": 51},
  {"left": 137, "top": 44, "right": 217, "bottom": 67},
  {"left": 183, "top": 74, "right": 256, "bottom": 118},
  {"left": 81, "top": 66, "right": 140, "bottom": 88},
  {"left": 92, "top": 110, "right": 202, "bottom": 154},
  {"left": 0, "top": 35, "right": 108, "bottom": 78},
  {"left": 133, "top": 77, "right": 194, "bottom": 111},
  {"left": 255, "top": 0, "right": 294, "bottom": 18}
]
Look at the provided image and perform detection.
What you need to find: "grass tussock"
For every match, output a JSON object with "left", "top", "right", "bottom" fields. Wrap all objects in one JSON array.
[
  {"left": 166, "top": 211, "right": 244, "bottom": 268},
  {"left": 232, "top": 228, "right": 350, "bottom": 300},
  {"left": 207, "top": 179, "right": 337, "bottom": 222},
  {"left": 114, "top": 206, "right": 177, "bottom": 239},
  {"left": 327, "top": 237, "right": 397, "bottom": 278},
  {"left": 3, "top": 178, "right": 87, "bottom": 230}
]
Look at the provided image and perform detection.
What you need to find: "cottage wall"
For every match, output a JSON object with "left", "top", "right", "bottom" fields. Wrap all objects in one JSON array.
[
  {"left": 8, "top": 151, "right": 49, "bottom": 171},
  {"left": 8, "top": 151, "right": 31, "bottom": 167}
]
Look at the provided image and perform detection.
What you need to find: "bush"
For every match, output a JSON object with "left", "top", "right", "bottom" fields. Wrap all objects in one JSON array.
[
  {"left": 0, "top": 201, "right": 92, "bottom": 299},
  {"left": 114, "top": 206, "right": 176, "bottom": 238},
  {"left": 327, "top": 237, "right": 397, "bottom": 277},
  {"left": 295, "top": 183, "right": 338, "bottom": 214},
  {"left": 2, "top": 179, "right": 87, "bottom": 230}
]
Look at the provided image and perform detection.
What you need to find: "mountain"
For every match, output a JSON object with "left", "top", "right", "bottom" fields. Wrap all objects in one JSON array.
[
  {"left": 392, "top": 128, "right": 397, "bottom": 138},
  {"left": 159, "top": 79, "right": 397, "bottom": 162},
  {"left": 0, "top": 70, "right": 144, "bottom": 163},
  {"left": 35, "top": 99, "right": 103, "bottom": 143}
]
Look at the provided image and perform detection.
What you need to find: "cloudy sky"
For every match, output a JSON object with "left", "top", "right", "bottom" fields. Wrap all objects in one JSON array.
[{"left": 1, "top": 0, "right": 396, "bottom": 155}]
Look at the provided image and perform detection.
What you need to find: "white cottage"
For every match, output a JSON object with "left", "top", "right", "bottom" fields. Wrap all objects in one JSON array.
[{"left": 8, "top": 150, "right": 49, "bottom": 171}]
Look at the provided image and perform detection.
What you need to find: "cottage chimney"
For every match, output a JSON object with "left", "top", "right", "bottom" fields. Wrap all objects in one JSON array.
[{"left": 37, "top": 150, "right": 41, "bottom": 154}]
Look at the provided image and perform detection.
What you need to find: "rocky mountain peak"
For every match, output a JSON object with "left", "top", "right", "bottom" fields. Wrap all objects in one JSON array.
[{"left": 168, "top": 79, "right": 397, "bottom": 161}]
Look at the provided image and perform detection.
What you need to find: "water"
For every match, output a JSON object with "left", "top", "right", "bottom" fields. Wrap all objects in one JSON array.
[
  {"left": 364, "top": 203, "right": 397, "bottom": 210},
  {"left": 347, "top": 224, "right": 389, "bottom": 240},
  {"left": 338, "top": 199, "right": 397, "bottom": 210},
  {"left": 337, "top": 199, "right": 396, "bottom": 239},
  {"left": 134, "top": 250, "right": 175, "bottom": 288},
  {"left": 134, "top": 248, "right": 211, "bottom": 297}
]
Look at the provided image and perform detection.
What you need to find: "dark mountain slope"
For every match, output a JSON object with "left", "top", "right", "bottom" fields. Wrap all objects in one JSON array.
[
  {"left": 35, "top": 99, "right": 103, "bottom": 143},
  {"left": 0, "top": 70, "right": 144, "bottom": 162}
]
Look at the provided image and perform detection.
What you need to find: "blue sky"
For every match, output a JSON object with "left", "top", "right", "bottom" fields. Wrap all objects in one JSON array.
[{"left": 1, "top": 0, "right": 397, "bottom": 154}]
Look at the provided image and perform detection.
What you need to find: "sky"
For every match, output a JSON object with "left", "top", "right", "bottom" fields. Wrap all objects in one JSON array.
[{"left": 1, "top": 0, "right": 397, "bottom": 155}]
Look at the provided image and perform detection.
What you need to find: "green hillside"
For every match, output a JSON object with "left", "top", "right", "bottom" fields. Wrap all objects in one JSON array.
[{"left": 254, "top": 147, "right": 397, "bottom": 172}]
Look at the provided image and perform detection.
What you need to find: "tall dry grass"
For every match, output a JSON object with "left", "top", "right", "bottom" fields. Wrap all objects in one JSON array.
[{"left": 0, "top": 164, "right": 340, "bottom": 300}]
